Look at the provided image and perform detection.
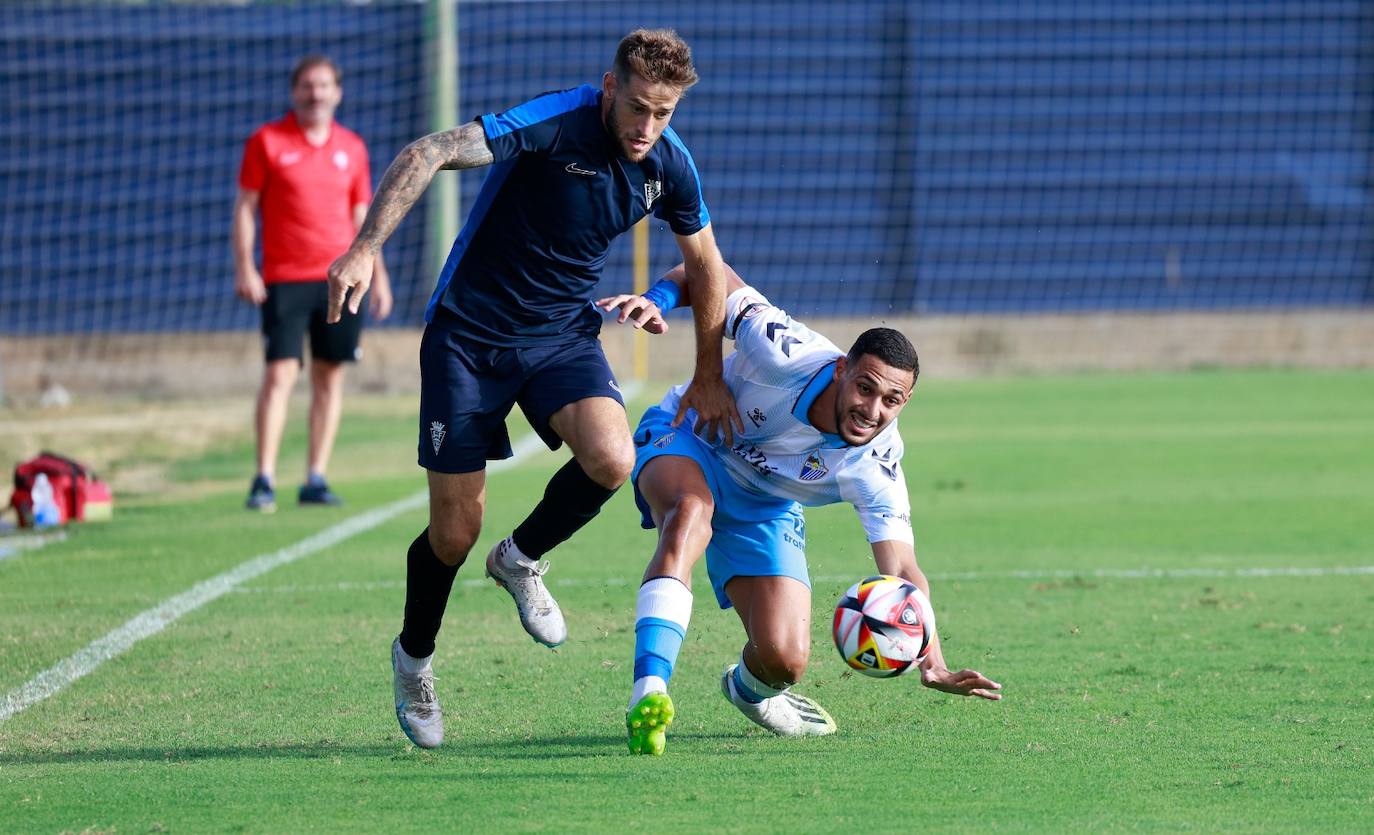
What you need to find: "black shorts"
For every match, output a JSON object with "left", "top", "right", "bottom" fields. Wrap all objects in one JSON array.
[
  {"left": 261, "top": 281, "right": 363, "bottom": 364},
  {"left": 418, "top": 326, "right": 625, "bottom": 473}
]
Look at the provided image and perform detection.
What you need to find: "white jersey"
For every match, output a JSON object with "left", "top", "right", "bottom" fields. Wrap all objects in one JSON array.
[{"left": 655, "top": 287, "right": 913, "bottom": 545}]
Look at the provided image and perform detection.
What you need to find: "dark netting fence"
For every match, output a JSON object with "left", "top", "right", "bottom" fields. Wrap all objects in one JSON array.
[{"left": 2, "top": 0, "right": 1371, "bottom": 336}]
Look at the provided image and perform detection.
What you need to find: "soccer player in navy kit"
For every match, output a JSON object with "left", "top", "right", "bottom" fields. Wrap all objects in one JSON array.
[{"left": 326, "top": 29, "right": 739, "bottom": 748}]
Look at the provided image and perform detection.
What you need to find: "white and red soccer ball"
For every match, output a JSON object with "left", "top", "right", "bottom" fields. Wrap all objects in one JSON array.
[{"left": 832, "top": 575, "right": 934, "bottom": 678}]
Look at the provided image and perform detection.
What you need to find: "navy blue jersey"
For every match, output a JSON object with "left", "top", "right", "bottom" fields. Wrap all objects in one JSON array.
[{"left": 425, "top": 84, "right": 710, "bottom": 346}]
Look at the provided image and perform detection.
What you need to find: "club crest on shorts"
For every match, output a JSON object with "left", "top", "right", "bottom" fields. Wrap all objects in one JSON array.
[
  {"left": 653, "top": 432, "right": 676, "bottom": 449},
  {"left": 430, "top": 421, "right": 446, "bottom": 454},
  {"left": 799, "top": 450, "right": 829, "bottom": 481},
  {"left": 644, "top": 179, "right": 662, "bottom": 210}
]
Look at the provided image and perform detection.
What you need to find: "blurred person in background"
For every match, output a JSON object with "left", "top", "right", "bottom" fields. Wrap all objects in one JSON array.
[{"left": 232, "top": 54, "right": 392, "bottom": 512}]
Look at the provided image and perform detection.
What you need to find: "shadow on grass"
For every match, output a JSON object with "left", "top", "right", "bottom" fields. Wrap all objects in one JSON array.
[{"left": 0, "top": 731, "right": 761, "bottom": 766}]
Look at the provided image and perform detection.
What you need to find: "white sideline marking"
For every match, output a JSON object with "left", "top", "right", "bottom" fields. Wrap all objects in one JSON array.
[
  {"left": 231, "top": 564, "right": 1374, "bottom": 596},
  {"left": 0, "top": 431, "right": 553, "bottom": 724}
]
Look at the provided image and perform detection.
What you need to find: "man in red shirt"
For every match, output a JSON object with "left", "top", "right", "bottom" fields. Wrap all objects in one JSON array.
[{"left": 233, "top": 55, "right": 392, "bottom": 511}]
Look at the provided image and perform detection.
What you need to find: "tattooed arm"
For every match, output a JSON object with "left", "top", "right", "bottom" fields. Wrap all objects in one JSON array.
[{"left": 326, "top": 121, "right": 494, "bottom": 321}]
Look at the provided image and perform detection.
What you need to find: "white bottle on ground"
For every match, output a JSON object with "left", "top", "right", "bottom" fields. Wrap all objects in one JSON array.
[{"left": 31, "top": 473, "right": 60, "bottom": 528}]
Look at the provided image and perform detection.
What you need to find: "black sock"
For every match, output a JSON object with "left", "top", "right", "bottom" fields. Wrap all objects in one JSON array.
[
  {"left": 398, "top": 528, "right": 459, "bottom": 659},
  {"left": 511, "top": 458, "right": 618, "bottom": 558}
]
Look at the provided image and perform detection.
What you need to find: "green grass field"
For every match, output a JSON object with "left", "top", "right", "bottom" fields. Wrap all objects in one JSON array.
[{"left": 2, "top": 369, "right": 1371, "bottom": 832}]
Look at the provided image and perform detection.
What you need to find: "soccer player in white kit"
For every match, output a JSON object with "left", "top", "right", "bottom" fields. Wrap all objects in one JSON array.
[{"left": 598, "top": 263, "right": 1002, "bottom": 756}]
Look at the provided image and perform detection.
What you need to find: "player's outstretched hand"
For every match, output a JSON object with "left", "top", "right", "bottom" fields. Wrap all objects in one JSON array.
[
  {"left": 326, "top": 247, "right": 374, "bottom": 323},
  {"left": 921, "top": 666, "right": 1002, "bottom": 701},
  {"left": 675, "top": 374, "right": 743, "bottom": 446},
  {"left": 596, "top": 293, "right": 668, "bottom": 334}
]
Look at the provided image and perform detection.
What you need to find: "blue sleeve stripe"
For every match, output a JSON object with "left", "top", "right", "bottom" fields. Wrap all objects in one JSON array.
[
  {"left": 791, "top": 359, "right": 840, "bottom": 424},
  {"left": 661, "top": 126, "right": 711, "bottom": 229},
  {"left": 482, "top": 84, "right": 600, "bottom": 139},
  {"left": 425, "top": 159, "right": 516, "bottom": 322}
]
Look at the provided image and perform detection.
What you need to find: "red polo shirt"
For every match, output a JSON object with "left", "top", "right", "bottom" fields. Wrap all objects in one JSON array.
[{"left": 238, "top": 112, "right": 372, "bottom": 283}]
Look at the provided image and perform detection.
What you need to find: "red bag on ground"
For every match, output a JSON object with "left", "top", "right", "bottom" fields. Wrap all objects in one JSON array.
[{"left": 9, "top": 451, "right": 114, "bottom": 528}]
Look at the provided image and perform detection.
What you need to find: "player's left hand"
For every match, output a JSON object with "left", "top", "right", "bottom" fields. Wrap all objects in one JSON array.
[
  {"left": 675, "top": 374, "right": 743, "bottom": 446},
  {"left": 368, "top": 273, "right": 394, "bottom": 321},
  {"left": 326, "top": 247, "right": 374, "bottom": 323},
  {"left": 595, "top": 293, "right": 668, "bottom": 334},
  {"left": 920, "top": 666, "right": 1002, "bottom": 701}
]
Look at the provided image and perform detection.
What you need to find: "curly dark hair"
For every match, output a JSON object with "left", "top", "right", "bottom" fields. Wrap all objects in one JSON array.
[{"left": 613, "top": 29, "right": 699, "bottom": 89}]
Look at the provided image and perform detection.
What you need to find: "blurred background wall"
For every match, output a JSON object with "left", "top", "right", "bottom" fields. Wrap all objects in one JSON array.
[{"left": 2, "top": 1, "right": 1372, "bottom": 400}]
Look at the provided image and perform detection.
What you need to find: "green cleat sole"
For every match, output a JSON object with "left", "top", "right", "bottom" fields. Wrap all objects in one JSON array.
[{"left": 626, "top": 693, "right": 675, "bottom": 756}]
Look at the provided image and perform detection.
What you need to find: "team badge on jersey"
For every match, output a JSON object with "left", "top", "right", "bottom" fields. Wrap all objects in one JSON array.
[
  {"left": 644, "top": 179, "right": 662, "bottom": 210},
  {"left": 333, "top": 150, "right": 350, "bottom": 171},
  {"left": 430, "top": 421, "right": 446, "bottom": 454},
  {"left": 799, "top": 450, "right": 829, "bottom": 481}
]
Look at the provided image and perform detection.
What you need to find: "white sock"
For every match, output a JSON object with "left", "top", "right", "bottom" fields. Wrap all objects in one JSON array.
[
  {"left": 396, "top": 645, "right": 432, "bottom": 676},
  {"left": 734, "top": 655, "right": 784, "bottom": 701},
  {"left": 627, "top": 577, "right": 693, "bottom": 711},
  {"left": 498, "top": 536, "right": 530, "bottom": 569},
  {"left": 629, "top": 675, "right": 668, "bottom": 709}
]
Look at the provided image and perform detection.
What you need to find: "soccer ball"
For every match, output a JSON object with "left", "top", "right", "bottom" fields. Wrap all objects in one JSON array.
[{"left": 832, "top": 575, "right": 934, "bottom": 678}]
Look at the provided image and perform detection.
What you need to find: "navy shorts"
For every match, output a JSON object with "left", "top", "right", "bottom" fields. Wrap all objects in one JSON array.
[
  {"left": 418, "top": 326, "right": 625, "bottom": 473},
  {"left": 261, "top": 281, "right": 362, "bottom": 364}
]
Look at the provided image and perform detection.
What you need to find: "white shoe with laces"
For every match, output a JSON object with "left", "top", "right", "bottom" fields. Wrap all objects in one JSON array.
[
  {"left": 484, "top": 537, "right": 567, "bottom": 648},
  {"left": 392, "top": 638, "right": 444, "bottom": 748},
  {"left": 720, "top": 664, "right": 837, "bottom": 737}
]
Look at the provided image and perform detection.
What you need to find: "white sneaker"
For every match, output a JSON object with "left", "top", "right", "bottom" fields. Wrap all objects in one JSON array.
[
  {"left": 392, "top": 638, "right": 443, "bottom": 748},
  {"left": 484, "top": 537, "right": 567, "bottom": 648},
  {"left": 720, "top": 664, "right": 837, "bottom": 737}
]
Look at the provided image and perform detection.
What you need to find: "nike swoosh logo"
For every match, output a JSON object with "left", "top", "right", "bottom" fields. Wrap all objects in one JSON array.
[{"left": 565, "top": 162, "right": 597, "bottom": 176}]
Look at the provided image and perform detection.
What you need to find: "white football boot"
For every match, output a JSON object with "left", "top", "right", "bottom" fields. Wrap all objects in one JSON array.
[
  {"left": 484, "top": 537, "right": 567, "bottom": 648},
  {"left": 720, "top": 664, "right": 837, "bottom": 737},
  {"left": 392, "top": 638, "right": 444, "bottom": 749}
]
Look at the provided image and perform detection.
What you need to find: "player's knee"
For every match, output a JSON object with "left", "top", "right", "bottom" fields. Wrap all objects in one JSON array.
[
  {"left": 581, "top": 441, "right": 634, "bottom": 489},
  {"left": 776, "top": 652, "right": 810, "bottom": 688},
  {"left": 310, "top": 368, "right": 343, "bottom": 396},
  {"left": 669, "top": 492, "right": 714, "bottom": 526},
  {"left": 428, "top": 524, "right": 479, "bottom": 567},
  {"left": 755, "top": 640, "right": 810, "bottom": 688},
  {"left": 263, "top": 362, "right": 298, "bottom": 390}
]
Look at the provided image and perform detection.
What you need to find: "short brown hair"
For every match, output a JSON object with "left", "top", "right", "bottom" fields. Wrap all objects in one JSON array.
[
  {"left": 291, "top": 54, "right": 342, "bottom": 88},
  {"left": 613, "top": 29, "right": 698, "bottom": 90}
]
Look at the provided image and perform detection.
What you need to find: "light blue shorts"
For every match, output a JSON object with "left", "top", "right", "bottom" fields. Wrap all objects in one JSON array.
[{"left": 631, "top": 407, "right": 808, "bottom": 609}]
